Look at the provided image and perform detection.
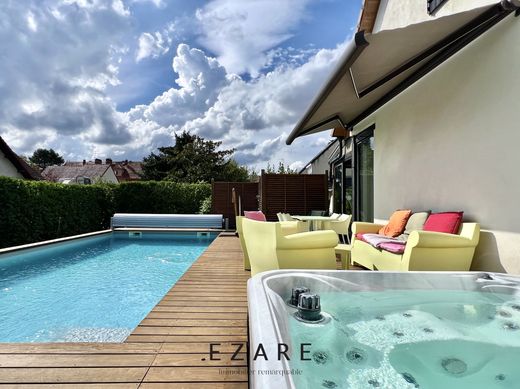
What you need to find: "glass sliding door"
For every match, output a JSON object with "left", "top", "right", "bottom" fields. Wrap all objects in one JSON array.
[
  {"left": 355, "top": 126, "right": 374, "bottom": 222},
  {"left": 332, "top": 163, "right": 343, "bottom": 213},
  {"left": 343, "top": 158, "right": 353, "bottom": 215}
]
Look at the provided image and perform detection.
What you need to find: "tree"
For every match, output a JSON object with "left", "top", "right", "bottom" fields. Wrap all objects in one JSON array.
[
  {"left": 142, "top": 131, "right": 251, "bottom": 183},
  {"left": 29, "top": 148, "right": 64, "bottom": 169},
  {"left": 265, "top": 161, "right": 297, "bottom": 174}
]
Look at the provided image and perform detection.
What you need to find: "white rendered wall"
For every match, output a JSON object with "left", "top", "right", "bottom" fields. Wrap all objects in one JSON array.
[
  {"left": 373, "top": 0, "right": 496, "bottom": 32},
  {"left": 0, "top": 150, "right": 23, "bottom": 178},
  {"left": 98, "top": 166, "right": 119, "bottom": 184},
  {"left": 353, "top": 14, "right": 520, "bottom": 273}
]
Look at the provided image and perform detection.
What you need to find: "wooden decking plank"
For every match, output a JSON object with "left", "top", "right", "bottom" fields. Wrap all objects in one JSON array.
[
  {"left": 0, "top": 367, "right": 149, "bottom": 383},
  {"left": 143, "top": 367, "right": 248, "bottom": 382},
  {"left": 152, "top": 353, "right": 247, "bottom": 367},
  {"left": 139, "top": 319, "right": 247, "bottom": 327},
  {"left": 139, "top": 383, "right": 247, "bottom": 389}
]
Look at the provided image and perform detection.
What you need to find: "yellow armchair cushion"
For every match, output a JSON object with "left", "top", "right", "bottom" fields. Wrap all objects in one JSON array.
[{"left": 279, "top": 230, "right": 338, "bottom": 250}]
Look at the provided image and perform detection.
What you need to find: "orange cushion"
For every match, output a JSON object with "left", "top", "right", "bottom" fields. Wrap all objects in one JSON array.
[{"left": 378, "top": 210, "right": 412, "bottom": 237}]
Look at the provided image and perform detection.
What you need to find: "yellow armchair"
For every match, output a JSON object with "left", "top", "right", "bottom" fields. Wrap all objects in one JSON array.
[
  {"left": 236, "top": 216, "right": 308, "bottom": 270},
  {"left": 351, "top": 222, "right": 480, "bottom": 271},
  {"left": 241, "top": 218, "right": 338, "bottom": 276}
]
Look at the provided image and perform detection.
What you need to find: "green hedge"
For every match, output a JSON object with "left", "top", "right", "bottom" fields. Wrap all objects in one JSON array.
[
  {"left": 0, "top": 177, "right": 211, "bottom": 248},
  {"left": 113, "top": 181, "right": 210, "bottom": 214}
]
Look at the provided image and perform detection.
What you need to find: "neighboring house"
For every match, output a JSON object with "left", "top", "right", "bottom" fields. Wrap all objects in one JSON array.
[
  {"left": 42, "top": 161, "right": 118, "bottom": 184},
  {"left": 0, "top": 136, "right": 42, "bottom": 180},
  {"left": 287, "top": 0, "right": 520, "bottom": 273},
  {"left": 299, "top": 139, "right": 338, "bottom": 175},
  {"left": 111, "top": 161, "right": 143, "bottom": 182}
]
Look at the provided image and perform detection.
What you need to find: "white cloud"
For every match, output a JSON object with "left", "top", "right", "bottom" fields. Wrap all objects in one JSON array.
[
  {"left": 131, "top": 43, "right": 232, "bottom": 127},
  {"left": 195, "top": 0, "right": 312, "bottom": 75},
  {"left": 136, "top": 31, "right": 171, "bottom": 62},
  {"left": 0, "top": 0, "right": 131, "bottom": 157},
  {"left": 1, "top": 0, "right": 347, "bottom": 169},
  {"left": 132, "top": 0, "right": 166, "bottom": 8}
]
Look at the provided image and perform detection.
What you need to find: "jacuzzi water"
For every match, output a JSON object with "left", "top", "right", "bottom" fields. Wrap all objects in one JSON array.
[
  {"left": 289, "top": 290, "right": 520, "bottom": 389},
  {"left": 0, "top": 231, "right": 215, "bottom": 342},
  {"left": 247, "top": 271, "right": 520, "bottom": 389}
]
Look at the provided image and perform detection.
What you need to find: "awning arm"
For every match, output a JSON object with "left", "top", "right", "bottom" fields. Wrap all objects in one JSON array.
[{"left": 286, "top": 32, "right": 369, "bottom": 145}]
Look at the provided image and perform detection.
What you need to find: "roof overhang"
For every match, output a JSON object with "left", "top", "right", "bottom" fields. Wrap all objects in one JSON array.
[{"left": 287, "top": 1, "right": 519, "bottom": 145}]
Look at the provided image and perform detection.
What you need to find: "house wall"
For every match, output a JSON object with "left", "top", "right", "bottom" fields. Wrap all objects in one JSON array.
[
  {"left": 98, "top": 167, "right": 119, "bottom": 184},
  {"left": 0, "top": 150, "right": 23, "bottom": 178},
  {"left": 373, "top": 0, "right": 496, "bottom": 32},
  {"left": 301, "top": 141, "right": 338, "bottom": 175},
  {"left": 353, "top": 13, "right": 520, "bottom": 273}
]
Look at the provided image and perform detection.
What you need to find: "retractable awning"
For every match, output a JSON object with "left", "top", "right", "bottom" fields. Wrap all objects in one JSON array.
[{"left": 286, "top": 1, "right": 519, "bottom": 145}]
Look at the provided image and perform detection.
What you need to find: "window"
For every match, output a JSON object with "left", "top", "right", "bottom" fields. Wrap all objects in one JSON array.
[
  {"left": 354, "top": 126, "right": 374, "bottom": 222},
  {"left": 427, "top": 0, "right": 448, "bottom": 15}
]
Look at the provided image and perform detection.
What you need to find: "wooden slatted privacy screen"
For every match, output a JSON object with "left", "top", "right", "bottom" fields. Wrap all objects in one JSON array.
[
  {"left": 211, "top": 182, "right": 259, "bottom": 229},
  {"left": 260, "top": 173, "right": 328, "bottom": 222}
]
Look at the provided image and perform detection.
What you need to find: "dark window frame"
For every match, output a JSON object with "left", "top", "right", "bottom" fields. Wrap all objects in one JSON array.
[{"left": 427, "top": 0, "right": 449, "bottom": 15}]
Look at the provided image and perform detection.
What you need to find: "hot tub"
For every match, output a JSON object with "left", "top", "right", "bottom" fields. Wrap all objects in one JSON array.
[{"left": 247, "top": 270, "right": 520, "bottom": 389}]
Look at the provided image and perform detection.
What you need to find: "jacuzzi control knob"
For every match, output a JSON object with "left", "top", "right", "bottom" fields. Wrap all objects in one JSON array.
[
  {"left": 289, "top": 286, "right": 310, "bottom": 307},
  {"left": 297, "top": 293, "right": 322, "bottom": 322}
]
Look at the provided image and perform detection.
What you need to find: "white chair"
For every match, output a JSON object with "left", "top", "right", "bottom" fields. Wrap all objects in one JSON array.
[{"left": 323, "top": 214, "right": 352, "bottom": 244}]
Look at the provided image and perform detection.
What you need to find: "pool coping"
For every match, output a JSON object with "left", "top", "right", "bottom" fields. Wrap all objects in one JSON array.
[
  {"left": 0, "top": 228, "right": 229, "bottom": 256},
  {"left": 0, "top": 229, "right": 112, "bottom": 255}
]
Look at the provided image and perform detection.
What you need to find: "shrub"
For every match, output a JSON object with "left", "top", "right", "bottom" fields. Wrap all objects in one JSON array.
[
  {"left": 0, "top": 177, "right": 211, "bottom": 248},
  {"left": 199, "top": 196, "right": 212, "bottom": 214}
]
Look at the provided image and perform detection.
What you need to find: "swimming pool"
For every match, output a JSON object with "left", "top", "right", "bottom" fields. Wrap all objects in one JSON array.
[
  {"left": 0, "top": 231, "right": 216, "bottom": 342},
  {"left": 248, "top": 270, "right": 520, "bottom": 389}
]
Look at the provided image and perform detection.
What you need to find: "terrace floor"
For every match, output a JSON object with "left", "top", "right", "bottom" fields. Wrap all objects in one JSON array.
[{"left": 0, "top": 234, "right": 250, "bottom": 388}]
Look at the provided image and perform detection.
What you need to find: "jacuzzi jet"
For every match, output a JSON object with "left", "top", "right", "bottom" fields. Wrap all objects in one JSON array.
[
  {"left": 346, "top": 348, "right": 366, "bottom": 364},
  {"left": 294, "top": 293, "right": 324, "bottom": 323},
  {"left": 402, "top": 372, "right": 420, "bottom": 388},
  {"left": 503, "top": 321, "right": 519, "bottom": 331},
  {"left": 441, "top": 358, "right": 467, "bottom": 375},
  {"left": 322, "top": 380, "right": 337, "bottom": 388},
  {"left": 287, "top": 286, "right": 310, "bottom": 307}
]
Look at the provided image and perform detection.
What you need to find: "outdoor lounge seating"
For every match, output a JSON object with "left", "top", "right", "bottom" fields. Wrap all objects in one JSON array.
[
  {"left": 351, "top": 222, "right": 480, "bottom": 271},
  {"left": 323, "top": 214, "right": 352, "bottom": 244},
  {"left": 241, "top": 218, "right": 338, "bottom": 276},
  {"left": 236, "top": 215, "right": 308, "bottom": 270}
]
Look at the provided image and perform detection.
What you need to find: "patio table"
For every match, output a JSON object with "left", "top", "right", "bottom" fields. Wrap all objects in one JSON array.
[{"left": 292, "top": 215, "right": 336, "bottom": 231}]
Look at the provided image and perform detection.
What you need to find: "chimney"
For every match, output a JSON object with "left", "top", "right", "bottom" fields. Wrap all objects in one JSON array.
[
  {"left": 106, "top": 158, "right": 113, "bottom": 165},
  {"left": 82, "top": 159, "right": 86, "bottom": 166},
  {"left": 94, "top": 158, "right": 102, "bottom": 165}
]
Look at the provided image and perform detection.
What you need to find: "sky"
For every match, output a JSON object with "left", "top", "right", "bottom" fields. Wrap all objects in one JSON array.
[{"left": 0, "top": 0, "right": 361, "bottom": 171}]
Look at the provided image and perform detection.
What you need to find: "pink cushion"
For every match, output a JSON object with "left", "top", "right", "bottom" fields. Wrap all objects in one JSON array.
[
  {"left": 355, "top": 233, "right": 368, "bottom": 243},
  {"left": 378, "top": 242, "right": 406, "bottom": 254},
  {"left": 244, "top": 211, "right": 266, "bottom": 222},
  {"left": 423, "top": 212, "right": 463, "bottom": 234}
]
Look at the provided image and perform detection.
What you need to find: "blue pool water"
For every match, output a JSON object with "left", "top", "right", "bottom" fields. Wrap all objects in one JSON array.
[{"left": 0, "top": 231, "right": 216, "bottom": 342}]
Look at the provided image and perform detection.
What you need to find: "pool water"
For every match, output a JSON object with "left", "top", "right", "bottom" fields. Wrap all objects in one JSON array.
[
  {"left": 288, "top": 290, "right": 520, "bottom": 389},
  {"left": 0, "top": 232, "right": 215, "bottom": 342}
]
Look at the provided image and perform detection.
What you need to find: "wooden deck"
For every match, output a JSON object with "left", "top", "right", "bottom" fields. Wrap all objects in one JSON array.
[{"left": 0, "top": 234, "right": 250, "bottom": 388}]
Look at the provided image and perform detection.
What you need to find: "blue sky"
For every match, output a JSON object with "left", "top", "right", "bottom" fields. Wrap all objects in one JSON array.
[{"left": 0, "top": 0, "right": 361, "bottom": 170}]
